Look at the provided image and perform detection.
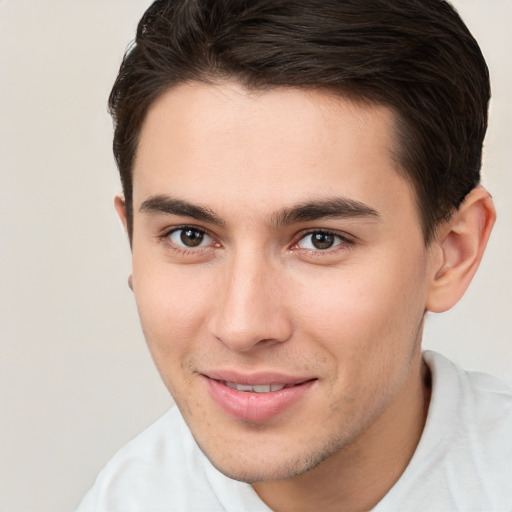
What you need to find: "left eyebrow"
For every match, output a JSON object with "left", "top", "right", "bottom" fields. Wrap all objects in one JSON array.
[{"left": 271, "top": 197, "right": 380, "bottom": 226}]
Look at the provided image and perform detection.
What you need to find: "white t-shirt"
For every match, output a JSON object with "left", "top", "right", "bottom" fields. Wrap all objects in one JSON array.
[{"left": 77, "top": 351, "right": 512, "bottom": 511}]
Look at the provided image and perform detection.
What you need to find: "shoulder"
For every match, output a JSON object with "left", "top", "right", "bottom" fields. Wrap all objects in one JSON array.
[
  {"left": 76, "top": 407, "right": 224, "bottom": 511},
  {"left": 376, "top": 351, "right": 512, "bottom": 511},
  {"left": 424, "top": 350, "right": 512, "bottom": 427},
  {"left": 424, "top": 350, "right": 512, "bottom": 459}
]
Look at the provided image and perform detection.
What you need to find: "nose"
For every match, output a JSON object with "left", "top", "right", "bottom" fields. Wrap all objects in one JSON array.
[{"left": 208, "top": 252, "right": 293, "bottom": 352}]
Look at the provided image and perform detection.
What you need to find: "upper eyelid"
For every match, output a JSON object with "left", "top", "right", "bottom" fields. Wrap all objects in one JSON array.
[
  {"left": 161, "top": 224, "right": 209, "bottom": 237},
  {"left": 158, "top": 227, "right": 218, "bottom": 255},
  {"left": 159, "top": 225, "right": 215, "bottom": 245},
  {"left": 295, "top": 228, "right": 354, "bottom": 242}
]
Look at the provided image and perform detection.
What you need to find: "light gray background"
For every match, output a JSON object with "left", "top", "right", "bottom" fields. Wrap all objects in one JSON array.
[{"left": 1, "top": 1, "right": 510, "bottom": 510}]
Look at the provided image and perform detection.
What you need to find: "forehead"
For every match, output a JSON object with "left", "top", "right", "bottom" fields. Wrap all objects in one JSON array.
[{"left": 132, "top": 82, "right": 417, "bottom": 226}]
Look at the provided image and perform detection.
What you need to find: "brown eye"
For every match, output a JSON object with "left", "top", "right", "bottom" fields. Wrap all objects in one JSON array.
[
  {"left": 169, "top": 228, "right": 212, "bottom": 248},
  {"left": 181, "top": 229, "right": 204, "bottom": 247},
  {"left": 311, "top": 232, "right": 335, "bottom": 249},
  {"left": 297, "top": 231, "right": 344, "bottom": 251}
]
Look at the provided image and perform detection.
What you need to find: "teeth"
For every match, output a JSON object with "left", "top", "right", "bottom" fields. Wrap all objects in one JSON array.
[{"left": 225, "top": 382, "right": 286, "bottom": 393}]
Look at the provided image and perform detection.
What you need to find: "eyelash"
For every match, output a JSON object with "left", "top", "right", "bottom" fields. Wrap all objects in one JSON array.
[
  {"left": 158, "top": 226, "right": 218, "bottom": 255},
  {"left": 292, "top": 229, "right": 354, "bottom": 256},
  {"left": 158, "top": 226, "right": 354, "bottom": 257}
]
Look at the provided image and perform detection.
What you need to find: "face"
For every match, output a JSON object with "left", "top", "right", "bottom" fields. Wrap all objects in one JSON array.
[{"left": 125, "top": 82, "right": 437, "bottom": 483}]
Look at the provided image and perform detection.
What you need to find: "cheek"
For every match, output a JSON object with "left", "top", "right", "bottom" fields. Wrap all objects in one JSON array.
[
  {"left": 132, "top": 258, "right": 214, "bottom": 365},
  {"left": 292, "top": 265, "right": 426, "bottom": 426},
  {"left": 292, "top": 252, "right": 427, "bottom": 369}
]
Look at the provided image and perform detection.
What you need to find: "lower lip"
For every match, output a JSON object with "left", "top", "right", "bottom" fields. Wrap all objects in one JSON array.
[{"left": 205, "top": 377, "right": 315, "bottom": 422}]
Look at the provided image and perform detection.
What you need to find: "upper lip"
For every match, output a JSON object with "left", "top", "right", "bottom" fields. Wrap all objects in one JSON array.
[{"left": 202, "top": 369, "right": 316, "bottom": 386}]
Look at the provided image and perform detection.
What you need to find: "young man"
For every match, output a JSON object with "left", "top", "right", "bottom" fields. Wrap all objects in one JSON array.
[{"left": 78, "top": 1, "right": 512, "bottom": 510}]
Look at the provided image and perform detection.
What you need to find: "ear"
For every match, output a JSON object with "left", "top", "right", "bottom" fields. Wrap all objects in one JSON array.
[
  {"left": 114, "top": 194, "right": 134, "bottom": 250},
  {"left": 425, "top": 187, "right": 496, "bottom": 313},
  {"left": 114, "top": 194, "right": 128, "bottom": 231},
  {"left": 114, "top": 195, "right": 134, "bottom": 291}
]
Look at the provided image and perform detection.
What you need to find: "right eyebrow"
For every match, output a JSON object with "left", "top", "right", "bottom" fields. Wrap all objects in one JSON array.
[{"left": 139, "top": 195, "right": 227, "bottom": 227}]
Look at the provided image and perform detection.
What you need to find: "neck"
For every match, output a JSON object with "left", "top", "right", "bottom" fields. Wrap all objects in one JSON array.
[{"left": 252, "top": 354, "right": 431, "bottom": 512}]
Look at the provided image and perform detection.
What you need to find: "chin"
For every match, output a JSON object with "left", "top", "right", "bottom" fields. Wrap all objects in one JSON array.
[{"left": 196, "top": 435, "right": 342, "bottom": 483}]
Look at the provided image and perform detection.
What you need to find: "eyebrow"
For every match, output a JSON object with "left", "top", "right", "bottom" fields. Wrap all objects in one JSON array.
[
  {"left": 271, "top": 197, "right": 380, "bottom": 226},
  {"left": 140, "top": 195, "right": 226, "bottom": 227},
  {"left": 139, "top": 194, "right": 379, "bottom": 227}
]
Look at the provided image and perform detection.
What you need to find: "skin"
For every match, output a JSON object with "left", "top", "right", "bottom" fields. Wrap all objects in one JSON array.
[{"left": 115, "top": 82, "right": 495, "bottom": 511}]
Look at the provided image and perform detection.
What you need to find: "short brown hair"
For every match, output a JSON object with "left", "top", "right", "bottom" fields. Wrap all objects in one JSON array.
[{"left": 109, "top": 0, "right": 490, "bottom": 242}]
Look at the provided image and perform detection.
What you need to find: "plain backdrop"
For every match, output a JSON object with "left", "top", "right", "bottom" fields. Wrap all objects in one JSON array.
[{"left": 0, "top": 1, "right": 511, "bottom": 510}]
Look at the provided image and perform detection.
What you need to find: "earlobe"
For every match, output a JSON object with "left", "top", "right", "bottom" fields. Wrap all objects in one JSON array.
[{"left": 426, "top": 187, "right": 496, "bottom": 313}]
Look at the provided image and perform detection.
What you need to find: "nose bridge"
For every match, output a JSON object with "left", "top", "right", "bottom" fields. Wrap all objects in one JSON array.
[{"left": 209, "top": 245, "right": 291, "bottom": 351}]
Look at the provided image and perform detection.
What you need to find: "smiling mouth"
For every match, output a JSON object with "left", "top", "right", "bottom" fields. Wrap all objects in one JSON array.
[
  {"left": 205, "top": 377, "right": 316, "bottom": 422},
  {"left": 222, "top": 382, "right": 299, "bottom": 393}
]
